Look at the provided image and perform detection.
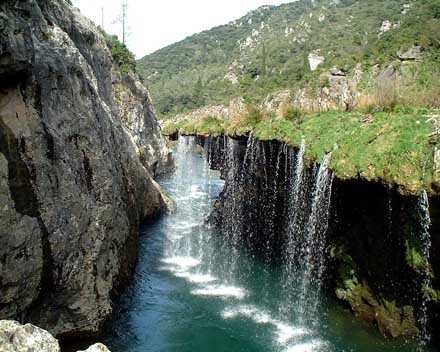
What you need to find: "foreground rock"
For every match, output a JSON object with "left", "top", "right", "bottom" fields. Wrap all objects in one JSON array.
[
  {"left": 0, "top": 0, "right": 171, "bottom": 338},
  {"left": 0, "top": 321, "right": 110, "bottom": 352}
]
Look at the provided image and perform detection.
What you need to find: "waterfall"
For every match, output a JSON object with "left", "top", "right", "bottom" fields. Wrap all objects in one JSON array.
[
  {"left": 199, "top": 137, "right": 213, "bottom": 265},
  {"left": 287, "top": 139, "right": 306, "bottom": 252},
  {"left": 418, "top": 190, "right": 432, "bottom": 344},
  {"left": 280, "top": 140, "right": 306, "bottom": 317},
  {"left": 298, "top": 153, "right": 334, "bottom": 325},
  {"left": 280, "top": 143, "right": 334, "bottom": 328},
  {"left": 223, "top": 136, "right": 244, "bottom": 282},
  {"left": 169, "top": 136, "right": 196, "bottom": 257},
  {"left": 109, "top": 134, "right": 434, "bottom": 352}
]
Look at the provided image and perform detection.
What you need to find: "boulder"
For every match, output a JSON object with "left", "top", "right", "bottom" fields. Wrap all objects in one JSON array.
[
  {"left": 308, "top": 52, "right": 325, "bottom": 71},
  {"left": 0, "top": 321, "right": 59, "bottom": 352},
  {"left": 77, "top": 344, "right": 111, "bottom": 352},
  {"left": 330, "top": 67, "right": 346, "bottom": 76},
  {"left": 398, "top": 46, "right": 423, "bottom": 61},
  {"left": 0, "top": 321, "right": 111, "bottom": 352}
]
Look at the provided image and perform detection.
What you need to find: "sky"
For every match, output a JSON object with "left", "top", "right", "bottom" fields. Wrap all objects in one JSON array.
[{"left": 72, "top": 0, "right": 292, "bottom": 59}]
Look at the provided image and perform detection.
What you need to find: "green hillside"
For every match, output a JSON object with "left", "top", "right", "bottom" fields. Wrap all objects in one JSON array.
[{"left": 137, "top": 0, "right": 440, "bottom": 118}]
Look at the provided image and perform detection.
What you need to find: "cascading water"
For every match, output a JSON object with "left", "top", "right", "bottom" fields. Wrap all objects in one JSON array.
[
  {"left": 281, "top": 145, "right": 334, "bottom": 328},
  {"left": 418, "top": 190, "right": 432, "bottom": 344},
  {"left": 222, "top": 136, "right": 244, "bottom": 282},
  {"left": 280, "top": 140, "right": 306, "bottom": 318},
  {"left": 286, "top": 139, "right": 306, "bottom": 260},
  {"left": 297, "top": 153, "right": 334, "bottom": 325}
]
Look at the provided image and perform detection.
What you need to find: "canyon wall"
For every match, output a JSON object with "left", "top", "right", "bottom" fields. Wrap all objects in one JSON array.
[{"left": 0, "top": 0, "right": 171, "bottom": 338}]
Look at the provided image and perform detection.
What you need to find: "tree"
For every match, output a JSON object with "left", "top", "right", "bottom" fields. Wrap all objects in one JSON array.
[
  {"left": 261, "top": 42, "right": 268, "bottom": 76},
  {"left": 193, "top": 77, "right": 206, "bottom": 107}
]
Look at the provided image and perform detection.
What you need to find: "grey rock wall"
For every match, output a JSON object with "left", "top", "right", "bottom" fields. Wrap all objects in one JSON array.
[{"left": 0, "top": 0, "right": 171, "bottom": 338}]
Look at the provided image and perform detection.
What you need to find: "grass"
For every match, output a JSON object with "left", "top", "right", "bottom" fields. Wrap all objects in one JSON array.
[
  {"left": 163, "top": 116, "right": 225, "bottom": 137},
  {"left": 163, "top": 108, "right": 439, "bottom": 195}
]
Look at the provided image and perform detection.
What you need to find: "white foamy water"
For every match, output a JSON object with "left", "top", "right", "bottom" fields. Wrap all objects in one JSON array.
[
  {"left": 174, "top": 272, "right": 217, "bottom": 284},
  {"left": 167, "top": 221, "right": 199, "bottom": 230},
  {"left": 285, "top": 340, "right": 324, "bottom": 352},
  {"left": 190, "top": 185, "right": 206, "bottom": 199},
  {"left": 276, "top": 323, "right": 308, "bottom": 344},
  {"left": 222, "top": 305, "right": 309, "bottom": 346},
  {"left": 161, "top": 256, "right": 201, "bottom": 270},
  {"left": 192, "top": 285, "right": 247, "bottom": 299}
]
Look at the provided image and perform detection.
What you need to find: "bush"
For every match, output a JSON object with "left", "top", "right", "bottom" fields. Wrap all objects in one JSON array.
[
  {"left": 283, "top": 106, "right": 304, "bottom": 123},
  {"left": 104, "top": 33, "right": 136, "bottom": 74},
  {"left": 375, "top": 79, "right": 398, "bottom": 112},
  {"left": 246, "top": 105, "right": 264, "bottom": 125}
]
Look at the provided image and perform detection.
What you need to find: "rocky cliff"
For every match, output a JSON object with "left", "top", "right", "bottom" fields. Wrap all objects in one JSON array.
[{"left": 0, "top": 0, "right": 171, "bottom": 338}]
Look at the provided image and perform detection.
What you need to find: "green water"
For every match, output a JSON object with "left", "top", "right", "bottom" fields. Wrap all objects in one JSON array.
[{"left": 103, "top": 138, "right": 436, "bottom": 352}]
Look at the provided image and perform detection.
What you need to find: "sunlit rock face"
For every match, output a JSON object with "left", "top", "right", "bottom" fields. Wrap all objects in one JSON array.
[
  {"left": 0, "top": 0, "right": 171, "bottom": 338},
  {"left": 308, "top": 52, "right": 325, "bottom": 71},
  {"left": 112, "top": 70, "right": 174, "bottom": 176}
]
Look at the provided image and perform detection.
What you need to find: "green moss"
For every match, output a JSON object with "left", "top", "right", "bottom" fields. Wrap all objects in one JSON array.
[
  {"left": 405, "top": 240, "right": 431, "bottom": 275},
  {"left": 283, "top": 107, "right": 304, "bottom": 123},
  {"left": 331, "top": 246, "right": 419, "bottom": 338},
  {"left": 423, "top": 285, "right": 440, "bottom": 303},
  {"left": 165, "top": 108, "right": 438, "bottom": 195}
]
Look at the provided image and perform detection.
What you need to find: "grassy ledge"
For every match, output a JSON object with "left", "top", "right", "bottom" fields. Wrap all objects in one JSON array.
[{"left": 163, "top": 108, "right": 440, "bottom": 195}]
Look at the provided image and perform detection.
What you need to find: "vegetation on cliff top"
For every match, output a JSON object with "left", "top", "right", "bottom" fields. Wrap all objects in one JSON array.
[
  {"left": 100, "top": 29, "right": 136, "bottom": 74},
  {"left": 138, "top": 0, "right": 440, "bottom": 117},
  {"left": 163, "top": 107, "right": 439, "bottom": 195}
]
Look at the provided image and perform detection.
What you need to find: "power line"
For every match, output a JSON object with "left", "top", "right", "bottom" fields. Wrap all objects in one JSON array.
[
  {"left": 112, "top": 0, "right": 129, "bottom": 45},
  {"left": 122, "top": 0, "right": 128, "bottom": 45},
  {"left": 101, "top": 7, "right": 104, "bottom": 30}
]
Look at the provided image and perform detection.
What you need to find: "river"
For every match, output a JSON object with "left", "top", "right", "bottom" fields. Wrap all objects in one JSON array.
[{"left": 103, "top": 137, "right": 434, "bottom": 352}]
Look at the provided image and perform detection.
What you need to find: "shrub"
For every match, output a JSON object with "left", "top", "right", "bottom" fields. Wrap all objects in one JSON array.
[
  {"left": 246, "top": 105, "right": 264, "bottom": 125},
  {"left": 103, "top": 33, "right": 136, "bottom": 74},
  {"left": 359, "top": 79, "right": 398, "bottom": 113},
  {"left": 375, "top": 79, "right": 398, "bottom": 112},
  {"left": 283, "top": 106, "right": 304, "bottom": 123}
]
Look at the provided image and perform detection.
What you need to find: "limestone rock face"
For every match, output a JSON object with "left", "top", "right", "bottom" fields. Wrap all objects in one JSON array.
[
  {"left": 0, "top": 0, "right": 170, "bottom": 338},
  {"left": 112, "top": 70, "right": 173, "bottom": 176},
  {"left": 290, "top": 65, "right": 363, "bottom": 112},
  {"left": 398, "top": 45, "right": 423, "bottom": 61},
  {"left": 308, "top": 52, "right": 325, "bottom": 71}
]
